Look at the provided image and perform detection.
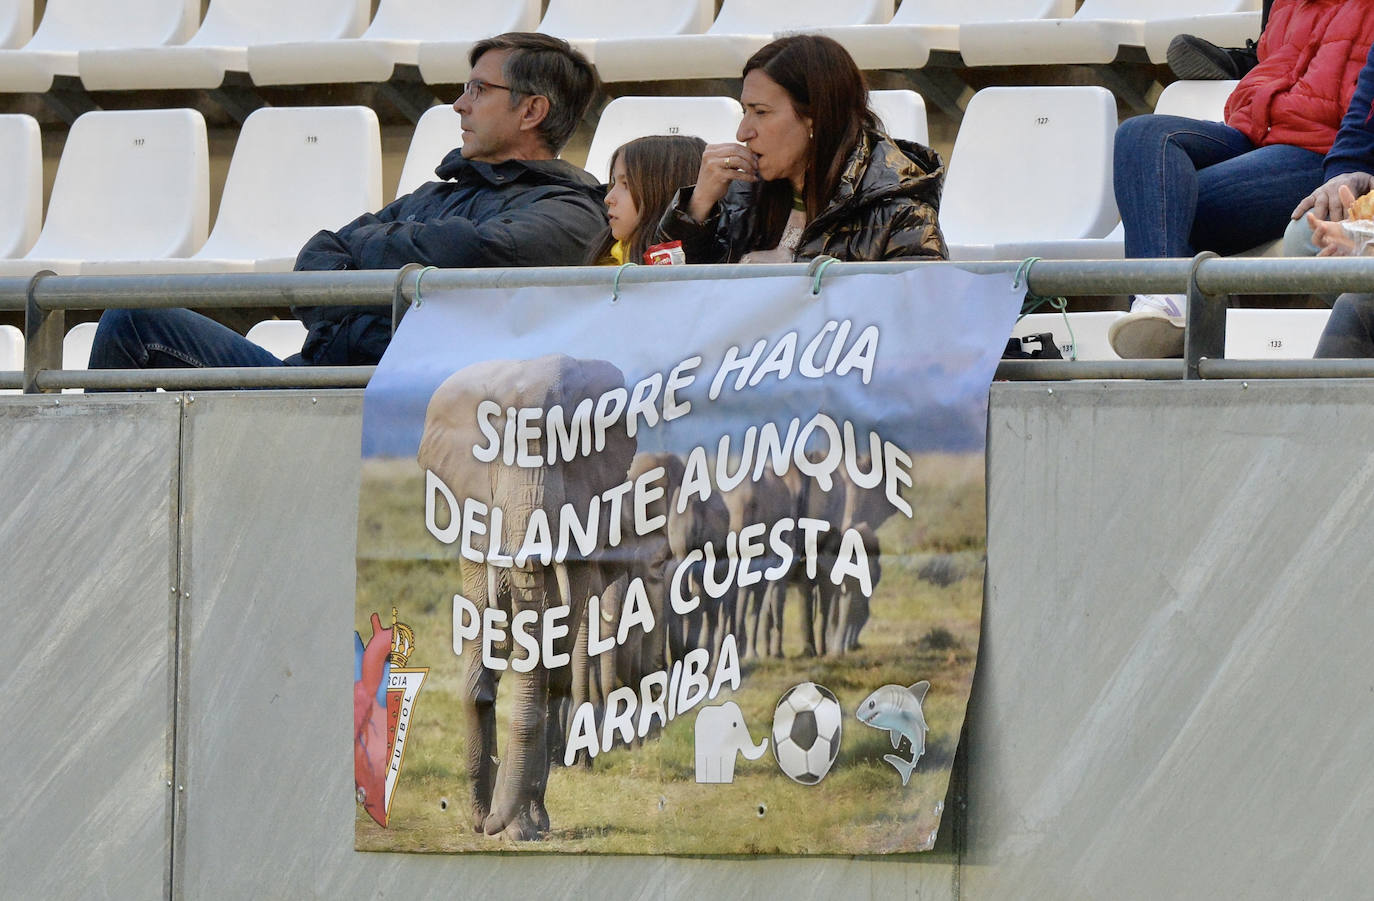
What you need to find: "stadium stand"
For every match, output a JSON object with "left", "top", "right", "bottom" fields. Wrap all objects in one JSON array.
[
  {"left": 0, "top": 0, "right": 30, "bottom": 49},
  {"left": 0, "top": 324, "right": 21, "bottom": 390},
  {"left": 100, "top": 106, "right": 383, "bottom": 274},
  {"left": 1011, "top": 311, "right": 1125, "bottom": 360},
  {"left": 0, "top": 0, "right": 198, "bottom": 93},
  {"left": 940, "top": 86, "right": 1121, "bottom": 261},
  {"left": 582, "top": 96, "right": 743, "bottom": 183},
  {"left": 1152, "top": 78, "right": 1238, "bottom": 120},
  {"left": 394, "top": 103, "right": 461, "bottom": 198},
  {"left": 959, "top": 0, "right": 1260, "bottom": 68},
  {"left": 0, "top": 109, "right": 208, "bottom": 277},
  {"left": 809, "top": 0, "right": 1075, "bottom": 72},
  {"left": 574, "top": 0, "right": 893, "bottom": 83},
  {"left": 0, "top": 114, "right": 40, "bottom": 259},
  {"left": 247, "top": 0, "right": 539, "bottom": 87},
  {"left": 1224, "top": 309, "right": 1332, "bottom": 359},
  {"left": 246, "top": 319, "right": 309, "bottom": 359},
  {"left": 78, "top": 0, "right": 370, "bottom": 92},
  {"left": 406, "top": 1, "right": 543, "bottom": 85},
  {"left": 533, "top": 0, "right": 715, "bottom": 83}
]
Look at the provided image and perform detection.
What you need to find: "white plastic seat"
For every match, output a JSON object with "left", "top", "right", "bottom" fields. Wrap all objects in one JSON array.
[
  {"left": 0, "top": 114, "right": 41, "bottom": 258},
  {"left": 941, "top": 86, "right": 1122, "bottom": 261},
  {"left": 960, "top": 0, "right": 1259, "bottom": 67},
  {"left": 1153, "top": 79, "right": 1237, "bottom": 121},
  {"left": 0, "top": 109, "right": 209, "bottom": 278},
  {"left": 0, "top": 324, "right": 22, "bottom": 394},
  {"left": 92, "top": 106, "right": 382, "bottom": 274},
  {"left": 583, "top": 96, "right": 743, "bottom": 183},
  {"left": 79, "top": 0, "right": 369, "bottom": 91},
  {"left": 531, "top": 0, "right": 714, "bottom": 82},
  {"left": 1143, "top": 11, "right": 1261, "bottom": 64},
  {"left": 60, "top": 321, "right": 97, "bottom": 393},
  {"left": 812, "top": 0, "right": 1074, "bottom": 71},
  {"left": 250, "top": 0, "right": 538, "bottom": 87},
  {"left": 1225, "top": 309, "right": 1330, "bottom": 359},
  {"left": 406, "top": 1, "right": 542, "bottom": 85},
  {"left": 1011, "top": 311, "right": 1125, "bottom": 360},
  {"left": 395, "top": 104, "right": 461, "bottom": 198},
  {"left": 0, "top": 0, "right": 196, "bottom": 93},
  {"left": 246, "top": 319, "right": 309, "bottom": 359},
  {"left": 584, "top": 0, "right": 893, "bottom": 83},
  {"left": 869, "top": 89, "right": 928, "bottom": 146},
  {"left": 0, "top": 0, "right": 32, "bottom": 49}
]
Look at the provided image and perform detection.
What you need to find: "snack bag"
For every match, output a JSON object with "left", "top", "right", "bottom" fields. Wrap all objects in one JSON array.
[{"left": 644, "top": 240, "right": 685, "bottom": 265}]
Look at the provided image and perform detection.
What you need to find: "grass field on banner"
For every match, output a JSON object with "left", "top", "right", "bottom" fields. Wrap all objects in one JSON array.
[{"left": 355, "top": 452, "right": 984, "bottom": 854}]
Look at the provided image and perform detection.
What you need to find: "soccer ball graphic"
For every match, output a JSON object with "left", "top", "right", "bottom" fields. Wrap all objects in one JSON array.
[{"left": 771, "top": 681, "right": 842, "bottom": 784}]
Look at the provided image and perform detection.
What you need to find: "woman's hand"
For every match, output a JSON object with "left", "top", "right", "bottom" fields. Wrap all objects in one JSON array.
[{"left": 687, "top": 143, "right": 758, "bottom": 223}]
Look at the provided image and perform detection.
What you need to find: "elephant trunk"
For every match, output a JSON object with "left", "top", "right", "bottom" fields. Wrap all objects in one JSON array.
[{"left": 740, "top": 733, "right": 768, "bottom": 761}]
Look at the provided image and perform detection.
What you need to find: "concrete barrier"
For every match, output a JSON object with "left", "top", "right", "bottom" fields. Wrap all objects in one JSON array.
[{"left": 7, "top": 381, "right": 1374, "bottom": 898}]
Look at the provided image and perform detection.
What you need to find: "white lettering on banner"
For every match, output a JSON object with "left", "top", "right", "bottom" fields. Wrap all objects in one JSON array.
[{"left": 708, "top": 319, "right": 878, "bottom": 399}]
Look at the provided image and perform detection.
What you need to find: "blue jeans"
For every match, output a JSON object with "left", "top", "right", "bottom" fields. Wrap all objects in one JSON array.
[
  {"left": 1114, "top": 115, "right": 1326, "bottom": 258},
  {"left": 89, "top": 308, "right": 300, "bottom": 370},
  {"left": 1315, "top": 294, "right": 1374, "bottom": 358}
]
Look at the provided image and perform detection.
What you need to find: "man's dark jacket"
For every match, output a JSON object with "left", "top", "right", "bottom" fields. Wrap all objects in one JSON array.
[{"left": 292, "top": 149, "right": 606, "bottom": 364}]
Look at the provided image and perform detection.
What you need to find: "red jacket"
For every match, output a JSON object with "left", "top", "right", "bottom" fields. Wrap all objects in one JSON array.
[{"left": 1225, "top": 0, "right": 1374, "bottom": 153}]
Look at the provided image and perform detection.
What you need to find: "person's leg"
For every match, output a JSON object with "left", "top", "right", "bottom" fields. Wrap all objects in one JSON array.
[
  {"left": 1190, "top": 143, "right": 1327, "bottom": 255},
  {"left": 90, "top": 307, "right": 287, "bottom": 369},
  {"left": 1114, "top": 114, "right": 1256, "bottom": 259},
  {"left": 1282, "top": 216, "right": 1320, "bottom": 257},
  {"left": 1314, "top": 294, "right": 1374, "bottom": 358}
]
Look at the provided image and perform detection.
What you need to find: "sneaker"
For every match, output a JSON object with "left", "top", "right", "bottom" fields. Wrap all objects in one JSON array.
[
  {"left": 1109, "top": 294, "right": 1187, "bottom": 359},
  {"left": 1166, "top": 34, "right": 1240, "bottom": 81}
]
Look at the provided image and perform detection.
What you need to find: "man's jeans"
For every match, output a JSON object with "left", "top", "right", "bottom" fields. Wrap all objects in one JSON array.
[
  {"left": 1316, "top": 294, "right": 1374, "bottom": 358},
  {"left": 1114, "top": 114, "right": 1326, "bottom": 258},
  {"left": 90, "top": 308, "right": 300, "bottom": 370}
]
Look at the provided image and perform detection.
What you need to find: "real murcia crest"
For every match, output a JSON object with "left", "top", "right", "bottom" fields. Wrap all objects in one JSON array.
[{"left": 355, "top": 607, "right": 427, "bottom": 827}]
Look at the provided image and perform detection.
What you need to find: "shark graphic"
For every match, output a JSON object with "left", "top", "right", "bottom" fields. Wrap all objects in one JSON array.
[{"left": 856, "top": 681, "right": 930, "bottom": 786}]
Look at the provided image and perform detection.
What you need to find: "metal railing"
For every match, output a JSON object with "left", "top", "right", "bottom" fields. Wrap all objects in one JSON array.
[{"left": 6, "top": 254, "right": 1374, "bottom": 392}]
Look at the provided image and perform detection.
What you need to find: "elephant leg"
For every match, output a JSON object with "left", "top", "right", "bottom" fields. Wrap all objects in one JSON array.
[
  {"left": 798, "top": 585, "right": 818, "bottom": 657},
  {"left": 459, "top": 559, "right": 499, "bottom": 832},
  {"left": 484, "top": 565, "right": 551, "bottom": 841},
  {"left": 765, "top": 582, "right": 784, "bottom": 658}
]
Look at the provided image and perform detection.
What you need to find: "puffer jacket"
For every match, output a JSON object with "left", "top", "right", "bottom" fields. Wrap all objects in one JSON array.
[
  {"left": 1225, "top": 0, "right": 1374, "bottom": 153},
  {"left": 660, "top": 130, "right": 947, "bottom": 263},
  {"left": 292, "top": 149, "right": 606, "bottom": 365}
]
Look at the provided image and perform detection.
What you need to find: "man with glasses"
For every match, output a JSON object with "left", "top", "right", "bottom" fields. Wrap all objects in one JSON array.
[{"left": 90, "top": 32, "right": 607, "bottom": 371}]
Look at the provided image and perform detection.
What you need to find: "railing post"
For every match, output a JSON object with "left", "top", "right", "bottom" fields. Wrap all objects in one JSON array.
[
  {"left": 1184, "top": 252, "right": 1225, "bottom": 380},
  {"left": 392, "top": 263, "right": 422, "bottom": 335},
  {"left": 23, "top": 271, "right": 62, "bottom": 394}
]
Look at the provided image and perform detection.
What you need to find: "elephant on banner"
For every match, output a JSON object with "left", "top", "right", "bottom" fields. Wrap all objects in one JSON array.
[
  {"left": 693, "top": 701, "right": 768, "bottom": 784},
  {"left": 825, "top": 522, "right": 880, "bottom": 654},
  {"left": 417, "top": 353, "right": 636, "bottom": 841},
  {"left": 722, "top": 470, "right": 796, "bottom": 659},
  {"left": 786, "top": 458, "right": 848, "bottom": 657}
]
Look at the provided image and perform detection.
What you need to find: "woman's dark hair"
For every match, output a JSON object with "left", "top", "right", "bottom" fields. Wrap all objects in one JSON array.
[
  {"left": 742, "top": 34, "right": 879, "bottom": 251},
  {"left": 590, "top": 134, "right": 706, "bottom": 264}
]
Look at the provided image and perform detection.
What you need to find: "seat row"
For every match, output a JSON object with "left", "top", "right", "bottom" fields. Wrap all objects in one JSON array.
[
  {"left": 0, "top": 0, "right": 1261, "bottom": 93},
  {"left": 0, "top": 80, "right": 1248, "bottom": 276}
]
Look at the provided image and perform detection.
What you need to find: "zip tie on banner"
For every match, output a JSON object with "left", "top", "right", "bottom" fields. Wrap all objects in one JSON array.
[
  {"left": 1013, "top": 257, "right": 1077, "bottom": 360},
  {"left": 612, "top": 262, "right": 637, "bottom": 302},
  {"left": 808, "top": 255, "right": 839, "bottom": 295},
  {"left": 411, "top": 265, "right": 437, "bottom": 309}
]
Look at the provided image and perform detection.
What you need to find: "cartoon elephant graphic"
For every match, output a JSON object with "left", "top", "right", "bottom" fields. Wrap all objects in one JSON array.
[{"left": 693, "top": 701, "right": 768, "bottom": 784}]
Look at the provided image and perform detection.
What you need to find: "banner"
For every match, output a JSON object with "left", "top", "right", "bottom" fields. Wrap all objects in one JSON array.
[{"left": 354, "top": 267, "right": 1021, "bottom": 853}]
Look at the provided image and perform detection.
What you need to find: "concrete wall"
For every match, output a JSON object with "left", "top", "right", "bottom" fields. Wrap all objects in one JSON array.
[{"left": 5, "top": 381, "right": 1374, "bottom": 898}]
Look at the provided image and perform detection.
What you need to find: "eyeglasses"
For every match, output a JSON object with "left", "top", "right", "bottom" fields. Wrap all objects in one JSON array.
[{"left": 460, "top": 79, "right": 514, "bottom": 101}]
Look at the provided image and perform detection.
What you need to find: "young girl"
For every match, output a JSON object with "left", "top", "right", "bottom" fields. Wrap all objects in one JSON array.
[{"left": 591, "top": 134, "right": 706, "bottom": 265}]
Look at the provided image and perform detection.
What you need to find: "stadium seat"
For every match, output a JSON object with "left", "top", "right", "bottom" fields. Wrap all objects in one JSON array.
[
  {"left": 395, "top": 104, "right": 461, "bottom": 198},
  {"left": 0, "top": 0, "right": 197, "bottom": 93},
  {"left": 531, "top": 0, "right": 714, "bottom": 82},
  {"left": 959, "top": 0, "right": 1259, "bottom": 67},
  {"left": 0, "top": 324, "right": 22, "bottom": 393},
  {"left": 1225, "top": 309, "right": 1330, "bottom": 359},
  {"left": 1143, "top": 10, "right": 1261, "bottom": 64},
  {"left": 0, "top": 109, "right": 209, "bottom": 277},
  {"left": 582, "top": 0, "right": 893, "bottom": 83},
  {"left": 0, "top": 114, "right": 41, "bottom": 259},
  {"left": 246, "top": 319, "right": 309, "bottom": 359},
  {"left": 248, "top": 0, "right": 538, "bottom": 87},
  {"left": 406, "top": 1, "right": 542, "bottom": 85},
  {"left": 0, "top": 0, "right": 32, "bottom": 49},
  {"left": 583, "top": 96, "right": 743, "bottom": 183},
  {"left": 1011, "top": 311, "right": 1125, "bottom": 360},
  {"left": 940, "top": 87, "right": 1121, "bottom": 261},
  {"left": 1153, "top": 79, "right": 1237, "bottom": 120},
  {"left": 870, "top": 89, "right": 928, "bottom": 146},
  {"left": 89, "top": 106, "right": 383, "bottom": 274},
  {"left": 79, "top": 0, "right": 369, "bottom": 91},
  {"left": 811, "top": 0, "right": 1074, "bottom": 71}
]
